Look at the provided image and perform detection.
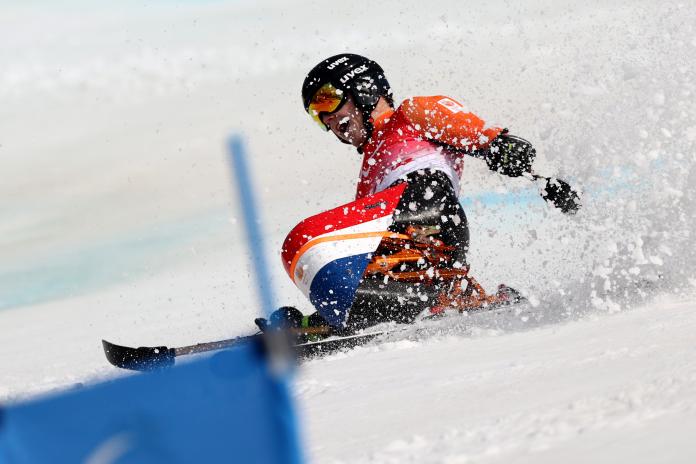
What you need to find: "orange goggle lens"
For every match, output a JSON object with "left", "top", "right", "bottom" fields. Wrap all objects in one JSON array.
[{"left": 307, "top": 83, "right": 345, "bottom": 131}]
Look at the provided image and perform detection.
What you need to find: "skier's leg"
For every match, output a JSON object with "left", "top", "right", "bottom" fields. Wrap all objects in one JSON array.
[
  {"left": 347, "top": 169, "right": 470, "bottom": 328},
  {"left": 390, "top": 169, "right": 469, "bottom": 267},
  {"left": 347, "top": 277, "right": 439, "bottom": 328}
]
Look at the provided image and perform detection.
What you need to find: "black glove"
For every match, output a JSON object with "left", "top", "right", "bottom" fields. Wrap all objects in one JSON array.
[
  {"left": 255, "top": 307, "right": 330, "bottom": 331},
  {"left": 485, "top": 131, "right": 536, "bottom": 177},
  {"left": 255, "top": 306, "right": 304, "bottom": 332},
  {"left": 540, "top": 177, "right": 581, "bottom": 214}
]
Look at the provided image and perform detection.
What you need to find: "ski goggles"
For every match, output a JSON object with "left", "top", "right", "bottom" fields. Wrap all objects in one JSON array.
[{"left": 307, "top": 83, "right": 345, "bottom": 131}]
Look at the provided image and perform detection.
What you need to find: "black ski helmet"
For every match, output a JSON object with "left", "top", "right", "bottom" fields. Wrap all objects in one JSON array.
[{"left": 302, "top": 54, "right": 393, "bottom": 141}]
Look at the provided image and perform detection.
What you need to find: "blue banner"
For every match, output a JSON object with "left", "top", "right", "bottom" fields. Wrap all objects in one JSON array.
[{"left": 0, "top": 342, "right": 302, "bottom": 463}]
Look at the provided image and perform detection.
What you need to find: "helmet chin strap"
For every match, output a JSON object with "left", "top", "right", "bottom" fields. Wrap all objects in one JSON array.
[{"left": 356, "top": 108, "right": 375, "bottom": 154}]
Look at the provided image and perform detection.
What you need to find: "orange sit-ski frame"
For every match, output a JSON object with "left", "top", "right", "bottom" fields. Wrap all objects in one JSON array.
[{"left": 364, "top": 226, "right": 503, "bottom": 312}]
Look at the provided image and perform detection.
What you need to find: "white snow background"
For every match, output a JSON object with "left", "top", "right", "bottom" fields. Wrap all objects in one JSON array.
[{"left": 1, "top": 0, "right": 695, "bottom": 462}]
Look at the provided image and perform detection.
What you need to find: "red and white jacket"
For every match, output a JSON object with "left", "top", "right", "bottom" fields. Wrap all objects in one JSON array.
[{"left": 355, "top": 95, "right": 502, "bottom": 200}]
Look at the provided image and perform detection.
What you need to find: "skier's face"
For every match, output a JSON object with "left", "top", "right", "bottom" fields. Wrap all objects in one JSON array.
[{"left": 321, "top": 96, "right": 368, "bottom": 148}]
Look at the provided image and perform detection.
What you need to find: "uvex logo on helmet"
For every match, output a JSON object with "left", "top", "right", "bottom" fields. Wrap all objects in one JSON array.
[
  {"left": 340, "top": 64, "right": 369, "bottom": 84},
  {"left": 326, "top": 56, "right": 349, "bottom": 70}
]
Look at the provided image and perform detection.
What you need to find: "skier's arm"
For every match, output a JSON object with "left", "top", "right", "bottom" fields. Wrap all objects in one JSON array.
[
  {"left": 402, "top": 96, "right": 535, "bottom": 177},
  {"left": 403, "top": 96, "right": 580, "bottom": 214},
  {"left": 401, "top": 95, "right": 502, "bottom": 152}
]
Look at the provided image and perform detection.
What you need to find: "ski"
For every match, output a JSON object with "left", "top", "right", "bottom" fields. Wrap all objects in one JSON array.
[
  {"left": 102, "top": 330, "right": 388, "bottom": 372},
  {"left": 102, "top": 335, "right": 256, "bottom": 371},
  {"left": 102, "top": 283, "right": 526, "bottom": 372}
]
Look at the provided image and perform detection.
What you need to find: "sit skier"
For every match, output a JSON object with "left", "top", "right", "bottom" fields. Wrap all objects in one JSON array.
[{"left": 258, "top": 53, "right": 580, "bottom": 340}]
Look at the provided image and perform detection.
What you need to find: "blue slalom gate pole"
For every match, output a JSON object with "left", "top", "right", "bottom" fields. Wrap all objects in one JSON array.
[{"left": 227, "top": 135, "right": 277, "bottom": 318}]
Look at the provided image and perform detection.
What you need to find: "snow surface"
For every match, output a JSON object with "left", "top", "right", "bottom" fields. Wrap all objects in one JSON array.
[
  {"left": 297, "top": 297, "right": 696, "bottom": 463},
  {"left": 1, "top": 0, "right": 695, "bottom": 462}
]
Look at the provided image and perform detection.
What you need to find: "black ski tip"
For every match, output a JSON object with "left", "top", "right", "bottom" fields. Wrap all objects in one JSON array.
[{"left": 102, "top": 339, "right": 175, "bottom": 371}]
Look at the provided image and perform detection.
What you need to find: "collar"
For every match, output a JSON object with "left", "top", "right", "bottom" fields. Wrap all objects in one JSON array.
[
  {"left": 371, "top": 110, "right": 394, "bottom": 132},
  {"left": 357, "top": 109, "right": 394, "bottom": 153}
]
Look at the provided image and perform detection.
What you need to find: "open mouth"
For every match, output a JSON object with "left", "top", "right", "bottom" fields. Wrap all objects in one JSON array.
[{"left": 338, "top": 118, "right": 350, "bottom": 135}]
